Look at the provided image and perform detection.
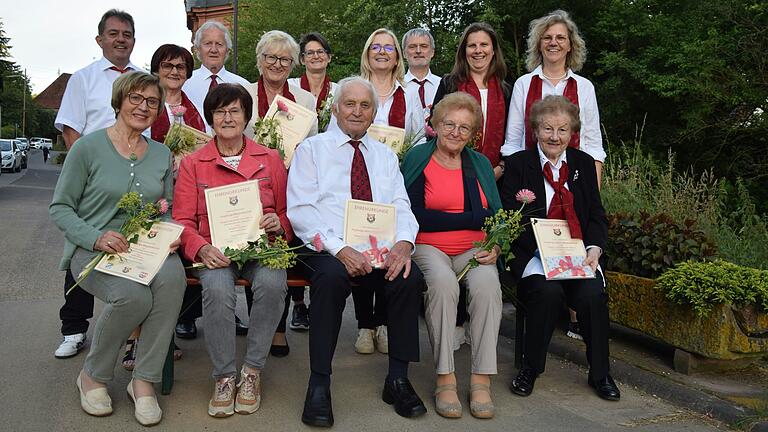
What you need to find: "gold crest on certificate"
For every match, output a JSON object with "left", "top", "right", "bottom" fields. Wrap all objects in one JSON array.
[
  {"left": 343, "top": 199, "right": 396, "bottom": 268},
  {"left": 265, "top": 95, "right": 317, "bottom": 167},
  {"left": 95, "top": 221, "right": 184, "bottom": 285},
  {"left": 531, "top": 218, "right": 595, "bottom": 280},
  {"left": 204, "top": 180, "right": 264, "bottom": 251},
  {"left": 367, "top": 124, "right": 406, "bottom": 154}
]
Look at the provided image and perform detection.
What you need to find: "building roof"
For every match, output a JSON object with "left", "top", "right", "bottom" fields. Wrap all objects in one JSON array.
[
  {"left": 185, "top": 0, "right": 232, "bottom": 11},
  {"left": 33, "top": 73, "right": 71, "bottom": 110}
]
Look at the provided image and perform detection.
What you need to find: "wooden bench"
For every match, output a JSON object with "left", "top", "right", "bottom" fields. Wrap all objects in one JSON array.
[{"left": 161, "top": 269, "right": 311, "bottom": 395}]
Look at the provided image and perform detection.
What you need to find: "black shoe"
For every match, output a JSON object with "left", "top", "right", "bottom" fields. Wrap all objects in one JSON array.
[
  {"left": 270, "top": 340, "right": 290, "bottom": 357},
  {"left": 382, "top": 377, "right": 427, "bottom": 418},
  {"left": 175, "top": 320, "right": 197, "bottom": 339},
  {"left": 290, "top": 303, "right": 310, "bottom": 331},
  {"left": 235, "top": 315, "right": 249, "bottom": 335},
  {"left": 509, "top": 366, "right": 537, "bottom": 397},
  {"left": 301, "top": 385, "right": 333, "bottom": 427},
  {"left": 588, "top": 374, "right": 621, "bottom": 401}
]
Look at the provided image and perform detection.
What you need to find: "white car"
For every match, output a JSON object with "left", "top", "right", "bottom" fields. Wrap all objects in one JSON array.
[{"left": 1, "top": 139, "right": 23, "bottom": 173}]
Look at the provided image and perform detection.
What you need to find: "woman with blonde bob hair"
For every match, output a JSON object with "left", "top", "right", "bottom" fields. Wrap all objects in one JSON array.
[
  {"left": 502, "top": 10, "right": 606, "bottom": 182},
  {"left": 401, "top": 92, "right": 503, "bottom": 419}
]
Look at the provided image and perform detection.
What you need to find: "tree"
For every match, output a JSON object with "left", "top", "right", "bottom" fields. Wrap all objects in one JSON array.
[{"left": 0, "top": 18, "right": 36, "bottom": 138}]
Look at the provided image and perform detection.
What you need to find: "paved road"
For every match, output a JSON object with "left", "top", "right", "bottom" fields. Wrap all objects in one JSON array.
[{"left": 0, "top": 149, "right": 732, "bottom": 431}]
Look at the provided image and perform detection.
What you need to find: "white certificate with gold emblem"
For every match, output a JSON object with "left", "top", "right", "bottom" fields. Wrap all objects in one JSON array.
[
  {"left": 94, "top": 221, "right": 184, "bottom": 285},
  {"left": 367, "top": 124, "right": 406, "bottom": 154},
  {"left": 264, "top": 95, "right": 317, "bottom": 167},
  {"left": 205, "top": 180, "right": 264, "bottom": 251},
  {"left": 531, "top": 218, "right": 595, "bottom": 280},
  {"left": 343, "top": 199, "right": 397, "bottom": 268}
]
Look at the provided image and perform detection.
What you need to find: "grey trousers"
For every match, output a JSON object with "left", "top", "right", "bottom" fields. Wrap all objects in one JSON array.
[
  {"left": 70, "top": 248, "right": 186, "bottom": 383},
  {"left": 412, "top": 244, "right": 502, "bottom": 375},
  {"left": 197, "top": 261, "right": 287, "bottom": 378}
]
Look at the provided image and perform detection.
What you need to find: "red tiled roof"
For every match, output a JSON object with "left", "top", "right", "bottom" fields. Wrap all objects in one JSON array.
[{"left": 34, "top": 73, "right": 71, "bottom": 110}]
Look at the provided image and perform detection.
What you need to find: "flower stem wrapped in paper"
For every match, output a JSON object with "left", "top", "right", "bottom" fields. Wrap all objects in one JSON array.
[
  {"left": 253, "top": 99, "right": 292, "bottom": 160},
  {"left": 456, "top": 189, "right": 536, "bottom": 281},
  {"left": 164, "top": 106, "right": 211, "bottom": 170},
  {"left": 67, "top": 193, "right": 169, "bottom": 295}
]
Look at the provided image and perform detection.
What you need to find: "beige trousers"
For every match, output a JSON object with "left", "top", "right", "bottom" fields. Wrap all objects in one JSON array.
[{"left": 412, "top": 244, "right": 502, "bottom": 375}]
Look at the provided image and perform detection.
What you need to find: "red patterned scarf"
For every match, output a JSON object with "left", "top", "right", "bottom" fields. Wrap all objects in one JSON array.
[
  {"left": 257, "top": 77, "right": 297, "bottom": 118},
  {"left": 150, "top": 91, "right": 206, "bottom": 142},
  {"left": 300, "top": 73, "right": 331, "bottom": 112},
  {"left": 457, "top": 76, "right": 506, "bottom": 166},
  {"left": 525, "top": 75, "right": 580, "bottom": 150}
]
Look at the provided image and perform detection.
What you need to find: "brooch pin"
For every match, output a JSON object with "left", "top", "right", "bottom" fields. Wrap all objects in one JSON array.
[{"left": 573, "top": 170, "right": 579, "bottom": 181}]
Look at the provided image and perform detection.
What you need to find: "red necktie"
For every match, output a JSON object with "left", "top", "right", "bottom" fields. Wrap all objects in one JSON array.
[
  {"left": 349, "top": 140, "right": 372, "bottom": 201},
  {"left": 109, "top": 66, "right": 130, "bottom": 74},
  {"left": 412, "top": 78, "right": 426, "bottom": 108},
  {"left": 543, "top": 161, "right": 583, "bottom": 239},
  {"left": 208, "top": 74, "right": 219, "bottom": 93}
]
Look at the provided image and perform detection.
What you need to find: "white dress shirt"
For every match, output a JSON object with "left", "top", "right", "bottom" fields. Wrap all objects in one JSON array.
[
  {"left": 55, "top": 57, "right": 142, "bottom": 135},
  {"left": 522, "top": 146, "right": 601, "bottom": 279},
  {"left": 182, "top": 65, "right": 251, "bottom": 132},
  {"left": 502, "top": 65, "right": 606, "bottom": 162},
  {"left": 327, "top": 80, "right": 425, "bottom": 138},
  {"left": 287, "top": 127, "right": 419, "bottom": 256},
  {"left": 404, "top": 69, "right": 441, "bottom": 110}
]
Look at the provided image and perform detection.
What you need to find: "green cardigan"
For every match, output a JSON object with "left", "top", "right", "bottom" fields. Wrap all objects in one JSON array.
[
  {"left": 400, "top": 138, "right": 502, "bottom": 213},
  {"left": 49, "top": 129, "right": 173, "bottom": 270}
]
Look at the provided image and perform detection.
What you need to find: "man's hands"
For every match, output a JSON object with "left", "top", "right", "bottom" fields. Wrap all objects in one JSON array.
[
  {"left": 336, "top": 246, "right": 373, "bottom": 277},
  {"left": 197, "top": 244, "right": 231, "bottom": 269},
  {"left": 382, "top": 241, "right": 413, "bottom": 281}
]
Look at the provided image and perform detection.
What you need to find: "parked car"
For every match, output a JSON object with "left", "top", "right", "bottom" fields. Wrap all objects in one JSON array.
[
  {"left": 14, "top": 139, "right": 27, "bottom": 169},
  {"left": 1, "top": 139, "right": 23, "bottom": 172},
  {"left": 15, "top": 138, "right": 29, "bottom": 151}
]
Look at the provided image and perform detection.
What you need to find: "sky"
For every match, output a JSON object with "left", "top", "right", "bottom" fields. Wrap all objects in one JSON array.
[{"left": 2, "top": 1, "right": 194, "bottom": 94}]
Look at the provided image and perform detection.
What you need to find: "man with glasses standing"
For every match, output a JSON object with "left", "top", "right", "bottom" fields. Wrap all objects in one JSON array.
[
  {"left": 184, "top": 21, "right": 251, "bottom": 133},
  {"left": 52, "top": 9, "right": 141, "bottom": 359},
  {"left": 402, "top": 28, "right": 441, "bottom": 116}
]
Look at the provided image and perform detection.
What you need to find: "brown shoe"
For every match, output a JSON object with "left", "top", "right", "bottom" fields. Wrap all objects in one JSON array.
[
  {"left": 469, "top": 383, "right": 494, "bottom": 419},
  {"left": 434, "top": 383, "right": 462, "bottom": 418},
  {"left": 208, "top": 376, "right": 236, "bottom": 417},
  {"left": 235, "top": 367, "right": 262, "bottom": 414}
]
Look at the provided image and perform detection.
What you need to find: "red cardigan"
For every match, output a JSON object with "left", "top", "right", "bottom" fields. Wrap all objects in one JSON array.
[{"left": 173, "top": 136, "right": 294, "bottom": 262}]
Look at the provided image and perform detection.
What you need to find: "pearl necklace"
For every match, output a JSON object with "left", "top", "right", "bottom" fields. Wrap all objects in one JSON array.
[{"left": 542, "top": 70, "right": 568, "bottom": 82}]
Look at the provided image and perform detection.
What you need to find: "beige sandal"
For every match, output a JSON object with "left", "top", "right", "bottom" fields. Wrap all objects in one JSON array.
[
  {"left": 434, "top": 383, "right": 462, "bottom": 418},
  {"left": 469, "top": 383, "right": 495, "bottom": 419}
]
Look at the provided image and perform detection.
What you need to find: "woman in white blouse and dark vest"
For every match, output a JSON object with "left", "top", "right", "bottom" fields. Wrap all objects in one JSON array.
[{"left": 501, "top": 10, "right": 606, "bottom": 183}]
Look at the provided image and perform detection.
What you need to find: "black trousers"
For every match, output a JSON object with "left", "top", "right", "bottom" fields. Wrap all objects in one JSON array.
[
  {"left": 60, "top": 270, "right": 93, "bottom": 335},
  {"left": 301, "top": 248, "right": 424, "bottom": 375},
  {"left": 351, "top": 284, "right": 388, "bottom": 329},
  {"left": 518, "top": 271, "right": 610, "bottom": 380}
]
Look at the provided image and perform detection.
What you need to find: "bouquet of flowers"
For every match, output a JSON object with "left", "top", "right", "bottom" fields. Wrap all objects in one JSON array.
[
  {"left": 67, "top": 192, "right": 169, "bottom": 294},
  {"left": 253, "top": 100, "right": 293, "bottom": 160},
  {"left": 456, "top": 189, "right": 536, "bottom": 281},
  {"left": 396, "top": 123, "right": 436, "bottom": 161},
  {"left": 190, "top": 233, "right": 323, "bottom": 270},
  {"left": 163, "top": 106, "right": 198, "bottom": 156},
  {"left": 317, "top": 93, "right": 334, "bottom": 132}
]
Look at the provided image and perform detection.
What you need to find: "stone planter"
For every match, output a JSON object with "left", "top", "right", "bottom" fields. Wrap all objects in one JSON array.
[{"left": 605, "top": 271, "right": 768, "bottom": 373}]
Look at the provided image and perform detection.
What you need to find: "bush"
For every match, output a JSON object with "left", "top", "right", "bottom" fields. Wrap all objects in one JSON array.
[
  {"left": 657, "top": 260, "right": 768, "bottom": 317},
  {"left": 607, "top": 211, "right": 717, "bottom": 278},
  {"left": 53, "top": 152, "right": 67, "bottom": 165}
]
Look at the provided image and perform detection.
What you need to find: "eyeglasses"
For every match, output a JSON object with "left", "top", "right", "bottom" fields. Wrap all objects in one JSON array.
[
  {"left": 303, "top": 49, "right": 328, "bottom": 57},
  {"left": 212, "top": 108, "right": 243, "bottom": 119},
  {"left": 440, "top": 121, "right": 472, "bottom": 137},
  {"left": 369, "top": 43, "right": 396, "bottom": 53},
  {"left": 541, "top": 35, "right": 569, "bottom": 44},
  {"left": 262, "top": 54, "right": 293, "bottom": 67},
  {"left": 127, "top": 93, "right": 161, "bottom": 110},
  {"left": 159, "top": 61, "right": 188, "bottom": 73}
]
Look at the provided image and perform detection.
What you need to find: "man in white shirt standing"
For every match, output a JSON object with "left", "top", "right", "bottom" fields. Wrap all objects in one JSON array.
[
  {"left": 183, "top": 21, "right": 250, "bottom": 132},
  {"left": 402, "top": 28, "right": 441, "bottom": 115},
  {"left": 53, "top": 9, "right": 140, "bottom": 359},
  {"left": 288, "top": 77, "right": 427, "bottom": 427}
]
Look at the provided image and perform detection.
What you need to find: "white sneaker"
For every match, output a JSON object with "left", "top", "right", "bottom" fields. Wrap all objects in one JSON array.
[
  {"left": 355, "top": 328, "right": 375, "bottom": 354},
  {"left": 375, "top": 325, "right": 389, "bottom": 354},
  {"left": 55, "top": 333, "right": 86, "bottom": 358},
  {"left": 453, "top": 326, "right": 465, "bottom": 351},
  {"left": 208, "top": 376, "right": 236, "bottom": 417},
  {"left": 235, "top": 367, "right": 262, "bottom": 414}
]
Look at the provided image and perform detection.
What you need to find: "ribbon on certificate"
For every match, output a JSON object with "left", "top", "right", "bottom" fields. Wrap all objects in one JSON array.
[
  {"left": 546, "top": 256, "right": 588, "bottom": 278},
  {"left": 362, "top": 235, "right": 389, "bottom": 267}
]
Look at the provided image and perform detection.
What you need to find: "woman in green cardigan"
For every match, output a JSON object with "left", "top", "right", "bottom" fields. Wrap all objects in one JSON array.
[
  {"left": 49, "top": 72, "right": 186, "bottom": 426},
  {"left": 400, "top": 92, "right": 502, "bottom": 419}
]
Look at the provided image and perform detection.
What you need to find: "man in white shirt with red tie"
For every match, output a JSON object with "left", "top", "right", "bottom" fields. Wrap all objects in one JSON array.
[
  {"left": 52, "top": 9, "right": 141, "bottom": 359},
  {"left": 55, "top": 9, "right": 140, "bottom": 150},
  {"left": 402, "top": 28, "right": 441, "bottom": 117},
  {"left": 183, "top": 21, "right": 250, "bottom": 132}
]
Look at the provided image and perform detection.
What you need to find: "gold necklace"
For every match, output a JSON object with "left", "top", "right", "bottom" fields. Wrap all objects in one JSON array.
[{"left": 126, "top": 139, "right": 138, "bottom": 161}]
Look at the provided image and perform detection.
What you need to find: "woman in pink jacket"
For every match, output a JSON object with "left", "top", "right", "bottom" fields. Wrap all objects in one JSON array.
[{"left": 173, "top": 83, "right": 292, "bottom": 418}]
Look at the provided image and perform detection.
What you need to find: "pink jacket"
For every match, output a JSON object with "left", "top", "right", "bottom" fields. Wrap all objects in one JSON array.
[{"left": 173, "top": 136, "right": 293, "bottom": 262}]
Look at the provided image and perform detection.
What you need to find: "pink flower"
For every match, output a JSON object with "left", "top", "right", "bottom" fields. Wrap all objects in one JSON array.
[
  {"left": 156, "top": 198, "right": 169, "bottom": 215},
  {"left": 170, "top": 105, "right": 187, "bottom": 117},
  {"left": 424, "top": 124, "right": 436, "bottom": 138},
  {"left": 312, "top": 233, "right": 324, "bottom": 251},
  {"left": 515, "top": 189, "right": 536, "bottom": 204},
  {"left": 276, "top": 100, "right": 290, "bottom": 114}
]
